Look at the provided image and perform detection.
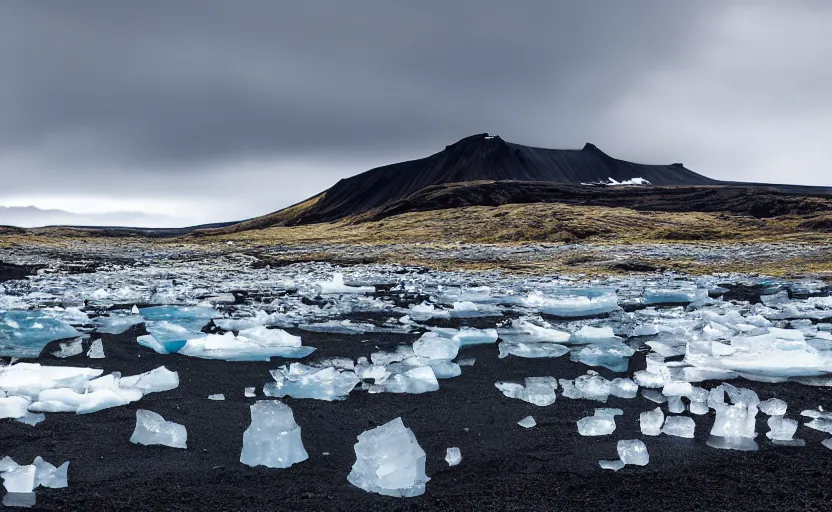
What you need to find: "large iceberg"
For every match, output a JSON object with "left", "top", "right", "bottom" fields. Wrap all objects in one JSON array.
[
  {"left": 240, "top": 401, "right": 308, "bottom": 469},
  {"left": 347, "top": 417, "right": 429, "bottom": 497}
]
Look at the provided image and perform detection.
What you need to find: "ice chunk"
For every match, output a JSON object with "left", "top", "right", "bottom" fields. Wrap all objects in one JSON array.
[
  {"left": 95, "top": 314, "right": 143, "bottom": 335},
  {"left": 599, "top": 459, "right": 625, "bottom": 471},
  {"left": 766, "top": 415, "right": 798, "bottom": 442},
  {"left": 640, "top": 407, "right": 665, "bottom": 436},
  {"left": 208, "top": 394, "right": 225, "bottom": 401},
  {"left": 379, "top": 367, "right": 440, "bottom": 395},
  {"left": 709, "top": 399, "right": 758, "bottom": 450},
  {"left": 518, "top": 416, "right": 536, "bottom": 428},
  {"left": 662, "top": 382, "right": 693, "bottom": 397},
  {"left": 802, "top": 409, "right": 832, "bottom": 433},
  {"left": 610, "top": 378, "right": 638, "bottom": 399},
  {"left": 499, "top": 319, "right": 571, "bottom": 344},
  {"left": 86, "top": 338, "right": 105, "bottom": 359},
  {"left": 347, "top": 417, "right": 428, "bottom": 497},
  {"left": 245, "top": 387, "right": 256, "bottom": 398},
  {"left": 16, "top": 411, "right": 45, "bottom": 426},
  {"left": 427, "top": 360, "right": 461, "bottom": 379},
  {"left": 315, "top": 273, "right": 374, "bottom": 294},
  {"left": 453, "top": 328, "right": 498, "bottom": 347},
  {"left": 641, "top": 390, "right": 667, "bottom": 404},
  {"left": 456, "top": 357, "right": 476, "bottom": 367},
  {"left": 572, "top": 326, "right": 618, "bottom": 342},
  {"left": 633, "top": 370, "right": 666, "bottom": 389},
  {"left": 266, "top": 363, "right": 359, "bottom": 401},
  {"left": 445, "top": 447, "right": 462, "bottom": 467},
  {"left": 759, "top": 398, "right": 788, "bottom": 416},
  {"left": 32, "top": 457, "right": 69, "bottom": 489},
  {"left": 498, "top": 341, "right": 569, "bottom": 359},
  {"left": 240, "top": 400, "right": 308, "bottom": 469},
  {"left": 495, "top": 377, "right": 557, "bottom": 406},
  {"left": 132, "top": 305, "right": 140, "bottom": 315},
  {"left": 76, "top": 387, "right": 143, "bottom": 414},
  {"left": 120, "top": 366, "right": 179, "bottom": 394},
  {"left": 573, "top": 342, "right": 634, "bottom": 372},
  {"left": 576, "top": 409, "right": 619, "bottom": 436},
  {"left": 0, "top": 456, "right": 18, "bottom": 472},
  {"left": 412, "top": 332, "right": 460, "bottom": 361},
  {"left": 51, "top": 337, "right": 84, "bottom": 359},
  {"left": 2, "top": 464, "right": 36, "bottom": 493},
  {"left": 0, "top": 396, "right": 31, "bottom": 419},
  {"left": 179, "top": 330, "right": 314, "bottom": 361},
  {"left": 522, "top": 291, "right": 619, "bottom": 318},
  {"left": 667, "top": 396, "right": 686, "bottom": 414},
  {"left": 617, "top": 440, "right": 649, "bottom": 466},
  {"left": 136, "top": 334, "right": 171, "bottom": 354},
  {"left": 662, "top": 416, "right": 695, "bottom": 438},
  {"left": 130, "top": 410, "right": 187, "bottom": 449},
  {"left": 574, "top": 371, "right": 611, "bottom": 402}
]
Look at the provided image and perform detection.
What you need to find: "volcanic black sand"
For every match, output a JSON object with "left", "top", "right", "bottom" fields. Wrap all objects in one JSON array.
[{"left": 3, "top": 322, "right": 832, "bottom": 511}]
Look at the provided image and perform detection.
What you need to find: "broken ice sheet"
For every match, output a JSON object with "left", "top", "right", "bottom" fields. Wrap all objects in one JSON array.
[
  {"left": 130, "top": 409, "right": 187, "bottom": 449},
  {"left": 347, "top": 417, "right": 429, "bottom": 498},
  {"left": 265, "top": 363, "right": 359, "bottom": 401}
]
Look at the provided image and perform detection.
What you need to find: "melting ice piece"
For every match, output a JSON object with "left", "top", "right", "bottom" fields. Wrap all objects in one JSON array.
[
  {"left": 120, "top": 366, "right": 179, "bottom": 394},
  {"left": 662, "top": 382, "right": 693, "bottom": 397},
  {"left": 456, "top": 357, "right": 476, "bottom": 367},
  {"left": 347, "top": 417, "right": 429, "bottom": 497},
  {"left": 16, "top": 411, "right": 45, "bottom": 426},
  {"left": 412, "top": 332, "right": 460, "bottom": 361},
  {"left": 823, "top": 439, "right": 832, "bottom": 451},
  {"left": 266, "top": 363, "right": 359, "bottom": 401},
  {"left": 445, "top": 447, "right": 462, "bottom": 467},
  {"left": 3, "top": 492, "right": 36, "bottom": 508},
  {"left": 518, "top": 416, "right": 536, "bottom": 428},
  {"left": 759, "top": 398, "right": 787, "bottom": 416},
  {"left": 521, "top": 291, "right": 620, "bottom": 318},
  {"left": 453, "top": 328, "right": 498, "bottom": 347},
  {"left": 498, "top": 341, "right": 569, "bottom": 359},
  {"left": 208, "top": 394, "right": 225, "bottom": 401},
  {"left": 610, "top": 378, "right": 638, "bottom": 399},
  {"left": 667, "top": 397, "right": 685, "bottom": 414},
  {"left": 633, "top": 371, "right": 666, "bottom": 389},
  {"left": 574, "top": 371, "right": 611, "bottom": 402},
  {"left": 315, "top": 273, "right": 374, "bottom": 294},
  {"left": 572, "top": 343, "right": 634, "bottom": 372},
  {"left": 617, "top": 440, "right": 649, "bottom": 466},
  {"left": 32, "top": 457, "right": 69, "bottom": 489},
  {"left": 599, "top": 459, "right": 625, "bottom": 471},
  {"left": 495, "top": 377, "right": 558, "bottom": 406},
  {"left": 576, "top": 409, "right": 621, "bottom": 436},
  {"left": 130, "top": 410, "right": 187, "bottom": 449},
  {"left": 240, "top": 401, "right": 308, "bottom": 469},
  {"left": 640, "top": 408, "right": 665, "bottom": 436},
  {"left": 766, "top": 416, "right": 798, "bottom": 442},
  {"left": 2, "top": 464, "right": 36, "bottom": 493},
  {"left": 245, "top": 387, "right": 256, "bottom": 398},
  {"left": 802, "top": 409, "right": 832, "bottom": 433},
  {"left": 662, "top": 416, "right": 695, "bottom": 438},
  {"left": 179, "top": 329, "right": 314, "bottom": 361},
  {"left": 95, "top": 314, "right": 143, "bottom": 335},
  {"left": 51, "top": 337, "right": 84, "bottom": 358},
  {"left": 87, "top": 339, "right": 105, "bottom": 359},
  {"left": 0, "top": 396, "right": 31, "bottom": 419},
  {"left": 379, "top": 367, "right": 440, "bottom": 395},
  {"left": 711, "top": 403, "right": 758, "bottom": 439},
  {"left": 644, "top": 288, "right": 707, "bottom": 305}
]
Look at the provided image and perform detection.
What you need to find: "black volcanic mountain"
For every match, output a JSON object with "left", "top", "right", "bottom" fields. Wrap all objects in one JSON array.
[{"left": 305, "top": 134, "right": 714, "bottom": 222}]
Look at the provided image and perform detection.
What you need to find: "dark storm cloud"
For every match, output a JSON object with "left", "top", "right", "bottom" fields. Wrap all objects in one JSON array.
[{"left": 0, "top": 0, "right": 709, "bottom": 167}]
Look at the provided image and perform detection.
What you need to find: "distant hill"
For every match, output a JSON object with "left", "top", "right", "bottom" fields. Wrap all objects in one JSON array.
[{"left": 0, "top": 206, "right": 178, "bottom": 228}]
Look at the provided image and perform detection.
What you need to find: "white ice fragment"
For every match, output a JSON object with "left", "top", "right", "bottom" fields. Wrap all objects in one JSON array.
[
  {"left": 617, "top": 440, "right": 649, "bottom": 466},
  {"left": 456, "top": 357, "right": 476, "bottom": 367},
  {"left": 518, "top": 416, "right": 536, "bottom": 428},
  {"left": 667, "top": 396, "right": 686, "bottom": 414},
  {"left": 240, "top": 400, "right": 308, "bottom": 469},
  {"left": 120, "top": 366, "right": 179, "bottom": 394},
  {"left": 640, "top": 407, "right": 665, "bottom": 436},
  {"left": 86, "top": 339, "right": 105, "bottom": 359},
  {"left": 208, "top": 394, "right": 225, "bottom": 401},
  {"left": 641, "top": 390, "right": 667, "bottom": 404},
  {"left": 32, "top": 456, "right": 69, "bottom": 489},
  {"left": 2, "top": 464, "right": 36, "bottom": 493},
  {"left": 180, "top": 329, "right": 313, "bottom": 361},
  {"left": 574, "top": 371, "right": 611, "bottom": 402},
  {"left": 347, "top": 417, "right": 429, "bottom": 497},
  {"left": 610, "top": 378, "right": 638, "bottom": 399},
  {"left": 522, "top": 292, "right": 620, "bottom": 318},
  {"left": 766, "top": 415, "right": 798, "bottom": 442},
  {"left": 380, "top": 367, "right": 440, "bottom": 395},
  {"left": 576, "top": 409, "right": 618, "bottom": 436},
  {"left": 662, "top": 382, "right": 693, "bottom": 397},
  {"left": 245, "top": 387, "right": 256, "bottom": 398},
  {"left": 759, "top": 398, "right": 788, "bottom": 416},
  {"left": 16, "top": 411, "right": 45, "bottom": 426},
  {"left": 710, "top": 401, "right": 758, "bottom": 442},
  {"left": 633, "top": 370, "right": 666, "bottom": 389},
  {"left": 130, "top": 409, "right": 187, "bottom": 448},
  {"left": 0, "top": 456, "right": 18, "bottom": 472},
  {"left": 823, "top": 438, "right": 832, "bottom": 450},
  {"left": 599, "top": 459, "right": 625, "bottom": 471},
  {"left": 498, "top": 341, "right": 570, "bottom": 359},
  {"left": 0, "top": 396, "right": 31, "bottom": 419},
  {"left": 136, "top": 334, "right": 170, "bottom": 354},
  {"left": 445, "top": 447, "right": 462, "bottom": 467},
  {"left": 412, "top": 332, "right": 460, "bottom": 361},
  {"left": 495, "top": 377, "right": 557, "bottom": 406},
  {"left": 266, "top": 363, "right": 359, "bottom": 401},
  {"left": 662, "top": 416, "right": 695, "bottom": 438},
  {"left": 51, "top": 338, "right": 83, "bottom": 358},
  {"left": 315, "top": 273, "right": 374, "bottom": 295},
  {"left": 132, "top": 305, "right": 140, "bottom": 314}
]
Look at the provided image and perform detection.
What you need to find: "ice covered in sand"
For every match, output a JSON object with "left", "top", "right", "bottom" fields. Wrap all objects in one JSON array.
[
  {"left": 618, "top": 440, "right": 649, "bottom": 466},
  {"left": 240, "top": 401, "right": 308, "bottom": 469},
  {"left": 130, "top": 410, "right": 187, "bottom": 449},
  {"left": 445, "top": 447, "right": 462, "bottom": 466},
  {"left": 495, "top": 377, "right": 558, "bottom": 406},
  {"left": 178, "top": 327, "right": 314, "bottom": 361},
  {"left": 347, "top": 417, "right": 429, "bottom": 497},
  {"left": 265, "top": 363, "right": 359, "bottom": 401}
]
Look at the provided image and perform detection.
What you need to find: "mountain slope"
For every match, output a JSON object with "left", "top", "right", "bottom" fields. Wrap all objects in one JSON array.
[{"left": 288, "top": 133, "right": 715, "bottom": 225}]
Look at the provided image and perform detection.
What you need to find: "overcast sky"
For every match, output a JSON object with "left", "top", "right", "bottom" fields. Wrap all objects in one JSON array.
[{"left": 1, "top": 1, "right": 830, "bottom": 227}]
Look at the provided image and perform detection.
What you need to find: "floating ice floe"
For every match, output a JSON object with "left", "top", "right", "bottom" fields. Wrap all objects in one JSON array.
[
  {"left": 560, "top": 371, "right": 612, "bottom": 402},
  {"left": 0, "top": 311, "right": 80, "bottom": 358},
  {"left": 130, "top": 409, "right": 187, "bottom": 449},
  {"left": 177, "top": 327, "right": 314, "bottom": 361},
  {"left": 240, "top": 400, "right": 308, "bottom": 469},
  {"left": 347, "top": 417, "right": 429, "bottom": 498},
  {"left": 265, "top": 363, "right": 359, "bottom": 401},
  {"left": 495, "top": 377, "right": 558, "bottom": 406}
]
